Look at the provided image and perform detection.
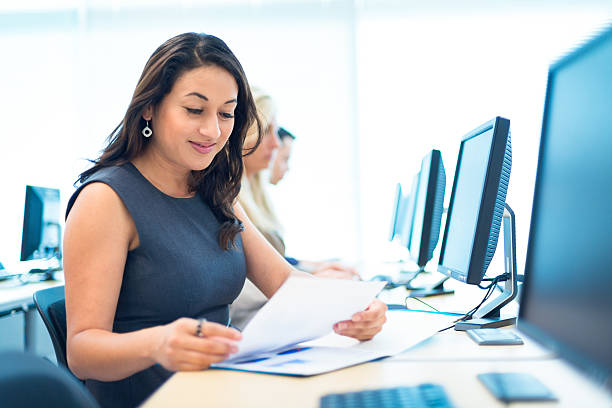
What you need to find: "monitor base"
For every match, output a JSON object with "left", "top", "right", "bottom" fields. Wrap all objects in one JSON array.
[
  {"left": 407, "top": 276, "right": 454, "bottom": 297},
  {"left": 408, "top": 288, "right": 455, "bottom": 297},
  {"left": 26, "top": 266, "right": 62, "bottom": 282},
  {"left": 397, "top": 266, "right": 426, "bottom": 283},
  {"left": 454, "top": 316, "right": 516, "bottom": 331},
  {"left": 408, "top": 286, "right": 455, "bottom": 297},
  {"left": 374, "top": 267, "right": 425, "bottom": 290}
]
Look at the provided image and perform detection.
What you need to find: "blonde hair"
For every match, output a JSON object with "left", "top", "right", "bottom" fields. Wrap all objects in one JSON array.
[
  {"left": 239, "top": 87, "right": 285, "bottom": 254},
  {"left": 244, "top": 86, "right": 276, "bottom": 149}
]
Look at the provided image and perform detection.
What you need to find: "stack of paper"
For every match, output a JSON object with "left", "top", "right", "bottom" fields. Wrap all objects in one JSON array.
[{"left": 213, "top": 277, "right": 456, "bottom": 375}]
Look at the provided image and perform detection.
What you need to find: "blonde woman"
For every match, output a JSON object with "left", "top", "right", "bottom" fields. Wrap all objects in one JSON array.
[{"left": 231, "top": 87, "right": 360, "bottom": 329}]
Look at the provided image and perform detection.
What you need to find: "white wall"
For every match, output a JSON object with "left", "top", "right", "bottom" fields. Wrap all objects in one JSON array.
[
  {"left": 0, "top": 1, "right": 360, "bottom": 268},
  {"left": 1, "top": 0, "right": 611, "bottom": 277},
  {"left": 354, "top": 1, "right": 612, "bottom": 276}
]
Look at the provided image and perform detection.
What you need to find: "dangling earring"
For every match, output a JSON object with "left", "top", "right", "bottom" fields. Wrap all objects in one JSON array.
[{"left": 142, "top": 120, "right": 152, "bottom": 138}]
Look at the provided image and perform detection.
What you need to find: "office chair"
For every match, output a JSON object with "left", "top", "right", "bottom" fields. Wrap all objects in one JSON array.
[
  {"left": 0, "top": 351, "right": 99, "bottom": 408},
  {"left": 33, "top": 285, "right": 69, "bottom": 369}
]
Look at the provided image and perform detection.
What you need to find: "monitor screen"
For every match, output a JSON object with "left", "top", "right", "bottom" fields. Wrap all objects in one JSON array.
[
  {"left": 20, "top": 185, "right": 61, "bottom": 261},
  {"left": 519, "top": 25, "right": 612, "bottom": 389},
  {"left": 438, "top": 117, "right": 511, "bottom": 285},
  {"left": 408, "top": 150, "right": 446, "bottom": 268},
  {"left": 397, "top": 173, "right": 419, "bottom": 248},
  {"left": 388, "top": 183, "right": 403, "bottom": 242}
]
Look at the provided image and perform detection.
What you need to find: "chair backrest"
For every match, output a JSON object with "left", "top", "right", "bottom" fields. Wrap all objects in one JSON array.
[
  {"left": 33, "top": 285, "right": 68, "bottom": 368},
  {"left": 0, "top": 351, "right": 99, "bottom": 408}
]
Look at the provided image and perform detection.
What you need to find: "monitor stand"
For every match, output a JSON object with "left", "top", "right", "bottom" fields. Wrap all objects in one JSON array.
[
  {"left": 394, "top": 265, "right": 454, "bottom": 297},
  {"left": 407, "top": 276, "right": 454, "bottom": 297},
  {"left": 455, "top": 204, "right": 518, "bottom": 331},
  {"left": 377, "top": 264, "right": 454, "bottom": 297},
  {"left": 26, "top": 266, "right": 61, "bottom": 281},
  {"left": 395, "top": 266, "right": 426, "bottom": 286}
]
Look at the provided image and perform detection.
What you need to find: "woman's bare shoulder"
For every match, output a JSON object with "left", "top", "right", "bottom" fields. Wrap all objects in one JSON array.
[
  {"left": 70, "top": 182, "right": 127, "bottom": 216},
  {"left": 66, "top": 182, "right": 136, "bottom": 245}
]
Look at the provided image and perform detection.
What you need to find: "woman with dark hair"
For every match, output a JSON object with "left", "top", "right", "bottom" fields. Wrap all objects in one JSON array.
[
  {"left": 63, "top": 32, "right": 387, "bottom": 408},
  {"left": 270, "top": 126, "right": 295, "bottom": 185}
]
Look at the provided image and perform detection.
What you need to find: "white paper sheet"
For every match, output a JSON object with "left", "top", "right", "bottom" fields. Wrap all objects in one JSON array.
[
  {"left": 214, "top": 309, "right": 458, "bottom": 376},
  {"left": 222, "top": 277, "right": 386, "bottom": 363}
]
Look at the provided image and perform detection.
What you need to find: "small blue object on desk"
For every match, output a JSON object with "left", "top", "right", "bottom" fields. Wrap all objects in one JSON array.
[
  {"left": 467, "top": 328, "right": 523, "bottom": 345},
  {"left": 320, "top": 383, "right": 454, "bottom": 408},
  {"left": 477, "top": 372, "right": 557, "bottom": 402}
]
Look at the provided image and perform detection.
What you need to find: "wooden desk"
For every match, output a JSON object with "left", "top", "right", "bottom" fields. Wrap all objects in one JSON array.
[{"left": 142, "top": 309, "right": 611, "bottom": 407}]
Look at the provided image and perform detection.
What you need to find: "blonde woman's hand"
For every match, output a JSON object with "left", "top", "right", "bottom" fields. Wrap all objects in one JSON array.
[
  {"left": 312, "top": 262, "right": 361, "bottom": 280},
  {"left": 332, "top": 299, "right": 387, "bottom": 341},
  {"left": 152, "top": 318, "right": 241, "bottom": 372}
]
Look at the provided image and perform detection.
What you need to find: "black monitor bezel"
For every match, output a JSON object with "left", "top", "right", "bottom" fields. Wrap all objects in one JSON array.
[
  {"left": 20, "top": 185, "right": 44, "bottom": 261},
  {"left": 518, "top": 25, "right": 612, "bottom": 391},
  {"left": 20, "top": 185, "right": 61, "bottom": 262},
  {"left": 437, "top": 116, "right": 510, "bottom": 285},
  {"left": 408, "top": 149, "right": 444, "bottom": 267}
]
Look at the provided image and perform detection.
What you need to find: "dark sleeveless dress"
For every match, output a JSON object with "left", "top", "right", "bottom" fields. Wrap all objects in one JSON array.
[{"left": 65, "top": 162, "right": 247, "bottom": 408}]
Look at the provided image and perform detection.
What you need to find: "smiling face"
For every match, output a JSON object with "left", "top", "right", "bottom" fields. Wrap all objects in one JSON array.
[{"left": 143, "top": 64, "right": 238, "bottom": 173}]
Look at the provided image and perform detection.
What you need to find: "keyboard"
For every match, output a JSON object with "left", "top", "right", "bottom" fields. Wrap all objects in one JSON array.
[{"left": 320, "top": 383, "right": 453, "bottom": 408}]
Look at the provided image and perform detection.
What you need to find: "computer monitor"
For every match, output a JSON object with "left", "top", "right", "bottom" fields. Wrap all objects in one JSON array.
[
  {"left": 380, "top": 153, "right": 452, "bottom": 297},
  {"left": 437, "top": 116, "right": 516, "bottom": 327},
  {"left": 388, "top": 183, "right": 404, "bottom": 242},
  {"left": 406, "top": 149, "right": 446, "bottom": 270},
  {"left": 518, "top": 25, "right": 612, "bottom": 390},
  {"left": 20, "top": 185, "right": 62, "bottom": 262},
  {"left": 399, "top": 174, "right": 419, "bottom": 247},
  {"left": 388, "top": 175, "right": 419, "bottom": 243}
]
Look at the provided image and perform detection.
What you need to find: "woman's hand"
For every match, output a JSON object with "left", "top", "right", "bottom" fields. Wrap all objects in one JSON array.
[
  {"left": 332, "top": 299, "right": 387, "bottom": 341},
  {"left": 312, "top": 262, "right": 361, "bottom": 280},
  {"left": 152, "top": 318, "right": 242, "bottom": 372}
]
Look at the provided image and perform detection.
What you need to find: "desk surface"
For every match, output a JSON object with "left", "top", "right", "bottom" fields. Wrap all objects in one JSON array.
[
  {"left": 0, "top": 274, "right": 63, "bottom": 312},
  {"left": 142, "top": 277, "right": 611, "bottom": 408},
  {"left": 143, "top": 334, "right": 611, "bottom": 408}
]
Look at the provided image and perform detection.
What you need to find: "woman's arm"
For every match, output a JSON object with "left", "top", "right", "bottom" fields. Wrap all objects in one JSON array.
[
  {"left": 235, "top": 202, "right": 386, "bottom": 341},
  {"left": 309, "top": 261, "right": 361, "bottom": 280},
  {"left": 64, "top": 183, "right": 240, "bottom": 381}
]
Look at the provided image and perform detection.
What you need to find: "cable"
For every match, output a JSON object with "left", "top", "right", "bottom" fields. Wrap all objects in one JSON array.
[
  {"left": 437, "top": 273, "right": 507, "bottom": 332},
  {"left": 478, "top": 272, "right": 510, "bottom": 289},
  {"left": 478, "top": 280, "right": 498, "bottom": 290},
  {"left": 459, "top": 283, "right": 496, "bottom": 321},
  {"left": 404, "top": 296, "right": 440, "bottom": 312},
  {"left": 434, "top": 272, "right": 513, "bottom": 332},
  {"left": 458, "top": 277, "right": 502, "bottom": 321}
]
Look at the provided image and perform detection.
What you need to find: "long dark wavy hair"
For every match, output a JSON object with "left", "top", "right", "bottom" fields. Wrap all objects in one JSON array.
[{"left": 77, "top": 32, "right": 261, "bottom": 250}]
